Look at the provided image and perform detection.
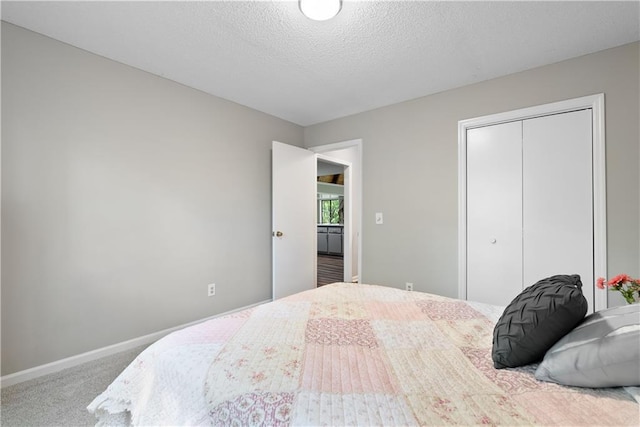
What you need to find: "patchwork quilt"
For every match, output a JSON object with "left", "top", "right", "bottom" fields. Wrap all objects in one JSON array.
[{"left": 88, "top": 283, "right": 639, "bottom": 426}]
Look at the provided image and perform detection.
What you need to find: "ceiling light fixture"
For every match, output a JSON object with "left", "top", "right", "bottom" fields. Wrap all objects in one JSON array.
[{"left": 299, "top": 0, "right": 342, "bottom": 21}]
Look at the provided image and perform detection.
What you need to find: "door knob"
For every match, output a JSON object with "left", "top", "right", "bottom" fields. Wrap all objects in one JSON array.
[
  {"left": 490, "top": 238, "right": 497, "bottom": 244},
  {"left": 273, "top": 231, "right": 284, "bottom": 237}
]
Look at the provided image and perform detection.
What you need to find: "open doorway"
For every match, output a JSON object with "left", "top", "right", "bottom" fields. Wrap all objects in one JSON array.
[
  {"left": 316, "top": 159, "right": 346, "bottom": 286},
  {"left": 310, "top": 139, "right": 362, "bottom": 285}
]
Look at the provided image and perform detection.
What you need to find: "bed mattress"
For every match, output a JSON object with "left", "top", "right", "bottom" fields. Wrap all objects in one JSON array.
[{"left": 88, "top": 283, "right": 639, "bottom": 426}]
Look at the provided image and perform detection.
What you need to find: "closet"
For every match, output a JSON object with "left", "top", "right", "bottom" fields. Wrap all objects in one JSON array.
[{"left": 459, "top": 96, "right": 606, "bottom": 313}]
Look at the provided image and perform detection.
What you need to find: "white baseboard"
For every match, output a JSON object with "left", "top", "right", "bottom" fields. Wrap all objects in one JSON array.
[
  {"left": 352, "top": 275, "right": 359, "bottom": 283},
  {"left": 0, "top": 299, "right": 271, "bottom": 388}
]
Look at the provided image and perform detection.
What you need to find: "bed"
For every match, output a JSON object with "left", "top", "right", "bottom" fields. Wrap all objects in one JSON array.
[{"left": 88, "top": 283, "right": 639, "bottom": 426}]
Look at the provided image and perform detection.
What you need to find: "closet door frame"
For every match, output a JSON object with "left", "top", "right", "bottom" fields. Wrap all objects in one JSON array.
[{"left": 458, "top": 93, "right": 607, "bottom": 311}]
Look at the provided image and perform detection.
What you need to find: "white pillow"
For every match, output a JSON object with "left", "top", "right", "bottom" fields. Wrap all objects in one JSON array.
[{"left": 535, "top": 304, "right": 640, "bottom": 388}]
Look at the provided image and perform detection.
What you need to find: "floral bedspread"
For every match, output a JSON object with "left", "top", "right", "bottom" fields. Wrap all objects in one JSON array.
[{"left": 88, "top": 283, "right": 639, "bottom": 426}]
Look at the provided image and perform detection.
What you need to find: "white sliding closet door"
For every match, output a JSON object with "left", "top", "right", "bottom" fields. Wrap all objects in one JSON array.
[
  {"left": 467, "top": 122, "right": 523, "bottom": 306},
  {"left": 523, "top": 110, "right": 593, "bottom": 310},
  {"left": 465, "top": 109, "right": 595, "bottom": 310}
]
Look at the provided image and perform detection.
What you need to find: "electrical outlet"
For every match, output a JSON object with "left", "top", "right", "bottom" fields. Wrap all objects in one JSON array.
[
  {"left": 405, "top": 282, "right": 413, "bottom": 291},
  {"left": 208, "top": 283, "right": 216, "bottom": 297}
]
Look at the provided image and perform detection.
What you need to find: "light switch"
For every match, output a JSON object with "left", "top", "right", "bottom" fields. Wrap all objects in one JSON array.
[{"left": 375, "top": 212, "right": 383, "bottom": 224}]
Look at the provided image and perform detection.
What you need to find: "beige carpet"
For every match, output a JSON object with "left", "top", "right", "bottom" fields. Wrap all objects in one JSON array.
[{"left": 1, "top": 344, "right": 148, "bottom": 427}]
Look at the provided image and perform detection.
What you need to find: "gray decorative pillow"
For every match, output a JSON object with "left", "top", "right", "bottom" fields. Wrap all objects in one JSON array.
[
  {"left": 535, "top": 304, "right": 640, "bottom": 388},
  {"left": 492, "top": 274, "right": 588, "bottom": 369}
]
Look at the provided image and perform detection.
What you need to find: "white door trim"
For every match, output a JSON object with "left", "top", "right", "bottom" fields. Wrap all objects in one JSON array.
[
  {"left": 309, "top": 139, "right": 363, "bottom": 283},
  {"left": 458, "top": 94, "right": 607, "bottom": 311}
]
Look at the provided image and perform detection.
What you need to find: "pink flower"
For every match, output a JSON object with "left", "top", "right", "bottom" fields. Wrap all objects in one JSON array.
[
  {"left": 598, "top": 273, "right": 640, "bottom": 304},
  {"left": 251, "top": 371, "right": 266, "bottom": 383},
  {"left": 608, "top": 274, "right": 633, "bottom": 286}
]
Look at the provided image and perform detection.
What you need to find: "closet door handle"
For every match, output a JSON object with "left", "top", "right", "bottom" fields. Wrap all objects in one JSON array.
[{"left": 490, "top": 238, "right": 497, "bottom": 244}]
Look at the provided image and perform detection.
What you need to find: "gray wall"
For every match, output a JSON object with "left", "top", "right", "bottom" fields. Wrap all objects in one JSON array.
[
  {"left": 305, "top": 42, "right": 640, "bottom": 307},
  {"left": 1, "top": 23, "right": 304, "bottom": 375},
  {"left": 3, "top": 21, "right": 639, "bottom": 376}
]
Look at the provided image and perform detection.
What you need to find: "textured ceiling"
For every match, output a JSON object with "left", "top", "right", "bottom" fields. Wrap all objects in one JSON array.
[{"left": 2, "top": 1, "right": 639, "bottom": 126}]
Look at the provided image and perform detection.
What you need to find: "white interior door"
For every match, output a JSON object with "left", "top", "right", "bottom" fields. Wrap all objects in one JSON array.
[
  {"left": 467, "top": 122, "right": 524, "bottom": 306},
  {"left": 523, "top": 110, "right": 594, "bottom": 311},
  {"left": 272, "top": 141, "right": 317, "bottom": 300}
]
